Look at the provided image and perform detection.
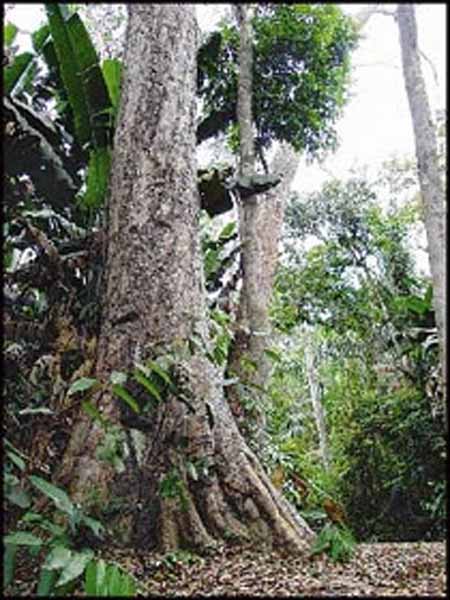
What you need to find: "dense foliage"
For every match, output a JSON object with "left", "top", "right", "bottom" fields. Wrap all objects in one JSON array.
[
  {"left": 264, "top": 172, "right": 446, "bottom": 542},
  {"left": 197, "top": 4, "right": 358, "bottom": 159}
]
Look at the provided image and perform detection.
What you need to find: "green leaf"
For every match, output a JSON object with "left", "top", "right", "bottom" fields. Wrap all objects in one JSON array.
[
  {"left": 82, "top": 400, "right": 109, "bottom": 427},
  {"left": 21, "top": 511, "right": 45, "bottom": 523},
  {"left": 106, "top": 565, "right": 122, "bottom": 595},
  {"left": 6, "top": 451, "right": 26, "bottom": 471},
  {"left": 112, "top": 456, "right": 125, "bottom": 474},
  {"left": 4, "top": 532, "right": 43, "bottom": 546},
  {"left": 123, "top": 573, "right": 136, "bottom": 596},
  {"left": 82, "top": 146, "right": 112, "bottom": 209},
  {"left": 4, "top": 544, "right": 17, "bottom": 588},
  {"left": 43, "top": 546, "right": 72, "bottom": 570},
  {"left": 96, "top": 427, "right": 123, "bottom": 465},
  {"left": 112, "top": 384, "right": 140, "bottom": 413},
  {"left": 105, "top": 564, "right": 136, "bottom": 596},
  {"left": 204, "top": 247, "right": 219, "bottom": 278},
  {"left": 4, "top": 473, "right": 19, "bottom": 486},
  {"left": 30, "top": 544, "right": 44, "bottom": 558},
  {"left": 218, "top": 220, "right": 236, "bottom": 241},
  {"left": 186, "top": 461, "right": 199, "bottom": 481},
  {"left": 84, "top": 560, "right": 98, "bottom": 595},
  {"left": 80, "top": 514, "right": 105, "bottom": 538},
  {"left": 310, "top": 535, "right": 331, "bottom": 556},
  {"left": 18, "top": 407, "right": 54, "bottom": 416},
  {"left": 45, "top": 5, "right": 91, "bottom": 146},
  {"left": 424, "top": 284, "right": 433, "bottom": 308},
  {"left": 68, "top": 377, "right": 98, "bottom": 396},
  {"left": 68, "top": 506, "right": 82, "bottom": 532},
  {"left": 85, "top": 558, "right": 107, "bottom": 596},
  {"left": 404, "top": 295, "right": 428, "bottom": 315},
  {"left": 4, "top": 51, "right": 34, "bottom": 95},
  {"left": 134, "top": 362, "right": 151, "bottom": 377},
  {"left": 37, "top": 568, "right": 57, "bottom": 597},
  {"left": 55, "top": 550, "right": 94, "bottom": 587},
  {"left": 29, "top": 476, "right": 75, "bottom": 516},
  {"left": 5, "top": 439, "right": 29, "bottom": 460},
  {"left": 122, "top": 574, "right": 136, "bottom": 596},
  {"left": 32, "top": 24, "right": 51, "bottom": 53},
  {"left": 147, "top": 361, "right": 174, "bottom": 387},
  {"left": 159, "top": 469, "right": 182, "bottom": 499},
  {"left": 66, "top": 14, "right": 111, "bottom": 117},
  {"left": 5, "top": 486, "right": 31, "bottom": 508},
  {"left": 37, "top": 520, "right": 66, "bottom": 537},
  {"left": 4, "top": 22, "right": 18, "bottom": 47},
  {"left": 263, "top": 348, "right": 282, "bottom": 363},
  {"left": 40, "top": 38, "right": 61, "bottom": 87},
  {"left": 102, "top": 58, "right": 122, "bottom": 119},
  {"left": 133, "top": 371, "right": 162, "bottom": 403}
]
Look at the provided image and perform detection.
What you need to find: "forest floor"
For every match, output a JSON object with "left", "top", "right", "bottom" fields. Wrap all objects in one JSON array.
[
  {"left": 6, "top": 541, "right": 446, "bottom": 597},
  {"left": 121, "top": 541, "right": 446, "bottom": 597}
]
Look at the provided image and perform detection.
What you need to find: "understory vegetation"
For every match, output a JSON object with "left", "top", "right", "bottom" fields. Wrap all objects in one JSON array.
[
  {"left": 3, "top": 3, "right": 446, "bottom": 597},
  {"left": 263, "top": 174, "right": 446, "bottom": 543}
]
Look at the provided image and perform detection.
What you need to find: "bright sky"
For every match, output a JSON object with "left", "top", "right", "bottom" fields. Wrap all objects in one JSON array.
[{"left": 296, "top": 3, "right": 446, "bottom": 193}]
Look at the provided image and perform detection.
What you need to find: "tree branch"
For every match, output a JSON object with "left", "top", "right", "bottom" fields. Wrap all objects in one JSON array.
[
  {"left": 419, "top": 49, "right": 440, "bottom": 88},
  {"left": 353, "top": 3, "right": 396, "bottom": 32}
]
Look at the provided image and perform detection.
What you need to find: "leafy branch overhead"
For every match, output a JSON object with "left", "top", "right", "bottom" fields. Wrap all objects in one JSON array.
[{"left": 197, "top": 4, "right": 358, "bottom": 157}]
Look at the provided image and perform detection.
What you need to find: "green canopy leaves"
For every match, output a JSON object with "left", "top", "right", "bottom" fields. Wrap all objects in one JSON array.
[{"left": 197, "top": 4, "right": 358, "bottom": 158}]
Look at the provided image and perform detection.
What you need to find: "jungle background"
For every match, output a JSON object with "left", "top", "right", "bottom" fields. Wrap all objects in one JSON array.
[{"left": 3, "top": 3, "right": 446, "bottom": 597}]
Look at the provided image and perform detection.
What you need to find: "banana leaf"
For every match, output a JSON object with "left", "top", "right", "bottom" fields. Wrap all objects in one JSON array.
[{"left": 45, "top": 4, "right": 91, "bottom": 146}]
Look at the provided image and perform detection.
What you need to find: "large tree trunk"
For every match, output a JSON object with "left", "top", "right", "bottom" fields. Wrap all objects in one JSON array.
[
  {"left": 397, "top": 4, "right": 447, "bottom": 424},
  {"left": 57, "top": 4, "right": 313, "bottom": 554}
]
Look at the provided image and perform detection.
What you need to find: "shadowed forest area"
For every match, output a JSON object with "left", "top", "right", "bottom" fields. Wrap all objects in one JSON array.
[{"left": 3, "top": 4, "right": 446, "bottom": 597}]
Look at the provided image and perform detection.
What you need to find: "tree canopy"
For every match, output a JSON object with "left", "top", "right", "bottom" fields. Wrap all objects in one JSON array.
[{"left": 197, "top": 4, "right": 358, "bottom": 158}]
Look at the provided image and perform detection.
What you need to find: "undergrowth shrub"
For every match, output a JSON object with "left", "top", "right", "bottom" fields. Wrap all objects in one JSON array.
[
  {"left": 310, "top": 523, "right": 356, "bottom": 563},
  {"left": 264, "top": 342, "right": 446, "bottom": 542},
  {"left": 336, "top": 376, "right": 446, "bottom": 541},
  {"left": 3, "top": 469, "right": 137, "bottom": 596}
]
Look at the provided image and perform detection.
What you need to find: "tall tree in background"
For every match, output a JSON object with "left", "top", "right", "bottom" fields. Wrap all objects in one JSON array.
[
  {"left": 226, "top": 5, "right": 288, "bottom": 449},
  {"left": 58, "top": 4, "right": 313, "bottom": 554},
  {"left": 397, "top": 4, "right": 447, "bottom": 422},
  {"left": 225, "top": 6, "right": 351, "bottom": 453},
  {"left": 304, "top": 332, "right": 331, "bottom": 472}
]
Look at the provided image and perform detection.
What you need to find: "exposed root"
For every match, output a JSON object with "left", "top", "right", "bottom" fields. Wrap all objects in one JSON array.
[{"left": 58, "top": 354, "right": 314, "bottom": 555}]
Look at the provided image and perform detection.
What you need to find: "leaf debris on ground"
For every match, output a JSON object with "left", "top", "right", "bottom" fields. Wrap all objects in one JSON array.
[
  {"left": 6, "top": 541, "right": 445, "bottom": 597},
  {"left": 110, "top": 541, "right": 446, "bottom": 597}
]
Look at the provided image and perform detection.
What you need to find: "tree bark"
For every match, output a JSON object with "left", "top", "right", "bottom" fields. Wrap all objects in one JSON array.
[
  {"left": 227, "top": 143, "right": 299, "bottom": 446},
  {"left": 57, "top": 4, "right": 313, "bottom": 555},
  {"left": 227, "top": 6, "right": 301, "bottom": 452},
  {"left": 303, "top": 331, "right": 330, "bottom": 472},
  {"left": 397, "top": 4, "right": 447, "bottom": 425},
  {"left": 235, "top": 5, "right": 255, "bottom": 179}
]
